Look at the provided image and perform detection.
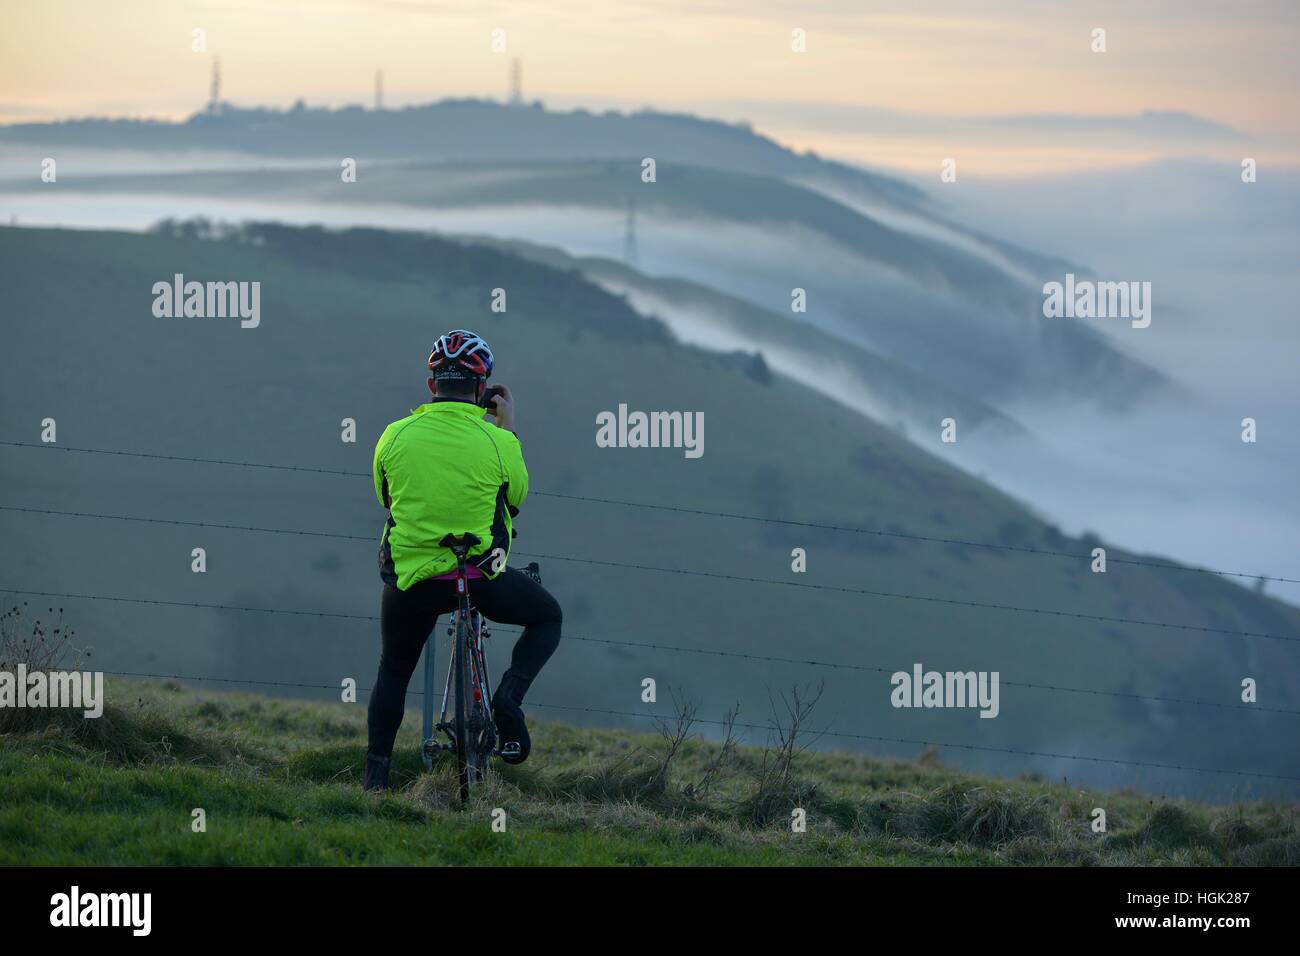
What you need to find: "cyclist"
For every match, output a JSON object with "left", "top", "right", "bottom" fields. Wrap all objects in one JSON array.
[{"left": 363, "top": 329, "right": 562, "bottom": 792}]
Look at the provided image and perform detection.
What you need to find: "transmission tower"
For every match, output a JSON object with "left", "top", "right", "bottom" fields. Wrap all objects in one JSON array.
[
  {"left": 208, "top": 56, "right": 222, "bottom": 114},
  {"left": 622, "top": 196, "right": 638, "bottom": 268},
  {"left": 509, "top": 58, "right": 522, "bottom": 106},
  {"left": 375, "top": 69, "right": 384, "bottom": 111}
]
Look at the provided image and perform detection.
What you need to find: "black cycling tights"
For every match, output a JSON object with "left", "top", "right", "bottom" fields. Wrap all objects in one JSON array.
[{"left": 367, "top": 568, "right": 562, "bottom": 760}]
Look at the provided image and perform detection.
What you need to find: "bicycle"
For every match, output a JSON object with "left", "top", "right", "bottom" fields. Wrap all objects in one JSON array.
[{"left": 420, "top": 532, "right": 539, "bottom": 807}]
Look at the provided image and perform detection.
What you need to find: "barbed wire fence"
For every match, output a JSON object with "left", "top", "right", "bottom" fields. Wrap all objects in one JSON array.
[{"left": 3, "top": 438, "right": 1298, "bottom": 790}]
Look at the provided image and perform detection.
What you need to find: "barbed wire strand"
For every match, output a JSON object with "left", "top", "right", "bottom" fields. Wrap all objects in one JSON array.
[
  {"left": 3, "top": 440, "right": 1296, "bottom": 584},
  {"left": 5, "top": 440, "right": 1298, "bottom": 784},
  {"left": 4, "top": 584, "right": 1296, "bottom": 716},
  {"left": 2, "top": 505, "right": 1293, "bottom": 642}
]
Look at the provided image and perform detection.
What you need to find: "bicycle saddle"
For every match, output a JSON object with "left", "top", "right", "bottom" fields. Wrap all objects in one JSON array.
[{"left": 439, "top": 532, "right": 482, "bottom": 558}]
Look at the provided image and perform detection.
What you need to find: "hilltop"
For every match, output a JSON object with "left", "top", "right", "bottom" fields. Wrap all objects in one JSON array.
[{"left": 0, "top": 99, "right": 925, "bottom": 210}]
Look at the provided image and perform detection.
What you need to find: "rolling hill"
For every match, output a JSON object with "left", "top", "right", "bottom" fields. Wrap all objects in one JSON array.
[
  {"left": 0, "top": 220, "right": 1296, "bottom": 800},
  {"left": 0, "top": 97, "right": 1171, "bottom": 422}
]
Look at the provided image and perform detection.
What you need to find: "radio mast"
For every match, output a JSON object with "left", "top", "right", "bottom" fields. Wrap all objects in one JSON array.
[
  {"left": 509, "top": 58, "right": 522, "bottom": 106},
  {"left": 622, "top": 197, "right": 638, "bottom": 268},
  {"left": 208, "top": 56, "right": 222, "bottom": 114}
]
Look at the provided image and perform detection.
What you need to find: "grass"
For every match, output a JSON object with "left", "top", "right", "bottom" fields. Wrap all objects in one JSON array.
[{"left": 1, "top": 680, "right": 1296, "bottom": 866}]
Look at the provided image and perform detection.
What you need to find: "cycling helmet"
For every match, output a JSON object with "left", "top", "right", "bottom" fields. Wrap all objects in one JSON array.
[{"left": 428, "top": 329, "right": 494, "bottom": 381}]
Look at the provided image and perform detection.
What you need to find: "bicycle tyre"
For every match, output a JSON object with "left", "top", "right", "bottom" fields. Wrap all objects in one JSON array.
[
  {"left": 467, "top": 620, "right": 495, "bottom": 783},
  {"left": 453, "top": 609, "right": 473, "bottom": 807}
]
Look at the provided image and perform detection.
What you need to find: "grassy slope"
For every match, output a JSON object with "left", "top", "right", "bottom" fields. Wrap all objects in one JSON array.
[
  {"left": 1, "top": 682, "right": 1296, "bottom": 866},
  {"left": 0, "top": 223, "right": 1297, "bottom": 798}
]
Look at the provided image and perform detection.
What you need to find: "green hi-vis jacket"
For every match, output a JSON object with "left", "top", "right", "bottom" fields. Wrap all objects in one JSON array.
[{"left": 373, "top": 400, "right": 528, "bottom": 590}]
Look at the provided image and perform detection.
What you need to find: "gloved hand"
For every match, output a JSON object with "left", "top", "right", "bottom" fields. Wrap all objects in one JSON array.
[{"left": 487, "top": 382, "right": 516, "bottom": 433}]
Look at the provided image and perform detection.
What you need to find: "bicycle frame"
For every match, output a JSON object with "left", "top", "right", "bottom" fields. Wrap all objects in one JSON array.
[
  {"left": 435, "top": 603, "right": 493, "bottom": 751},
  {"left": 418, "top": 540, "right": 539, "bottom": 798},
  {"left": 423, "top": 605, "right": 489, "bottom": 773},
  {"left": 423, "top": 618, "right": 488, "bottom": 773},
  {"left": 421, "top": 534, "right": 498, "bottom": 805}
]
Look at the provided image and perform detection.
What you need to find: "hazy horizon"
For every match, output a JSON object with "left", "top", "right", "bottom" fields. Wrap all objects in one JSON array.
[{"left": 4, "top": 0, "right": 1299, "bottom": 175}]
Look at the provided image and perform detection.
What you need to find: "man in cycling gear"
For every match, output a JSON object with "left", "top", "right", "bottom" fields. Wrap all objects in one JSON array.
[{"left": 363, "top": 329, "right": 562, "bottom": 791}]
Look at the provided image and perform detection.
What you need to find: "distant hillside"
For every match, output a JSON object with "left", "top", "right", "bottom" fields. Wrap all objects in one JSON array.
[
  {"left": 0, "top": 100, "right": 925, "bottom": 210},
  {"left": 0, "top": 157, "right": 1170, "bottom": 411},
  {"left": 2, "top": 682, "right": 1295, "bottom": 865},
  {"left": 0, "top": 221, "right": 1296, "bottom": 800},
  {"left": 455, "top": 233, "right": 1027, "bottom": 438}
]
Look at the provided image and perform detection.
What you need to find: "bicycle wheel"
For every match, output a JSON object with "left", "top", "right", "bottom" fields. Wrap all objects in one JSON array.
[
  {"left": 452, "top": 608, "right": 474, "bottom": 806},
  {"left": 467, "top": 625, "right": 494, "bottom": 779}
]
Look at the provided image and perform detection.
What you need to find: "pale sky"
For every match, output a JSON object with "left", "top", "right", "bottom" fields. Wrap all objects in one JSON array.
[{"left": 2, "top": 0, "right": 1297, "bottom": 173}]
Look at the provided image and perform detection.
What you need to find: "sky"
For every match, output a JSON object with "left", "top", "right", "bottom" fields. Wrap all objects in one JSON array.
[{"left": 1, "top": 0, "right": 1297, "bottom": 174}]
